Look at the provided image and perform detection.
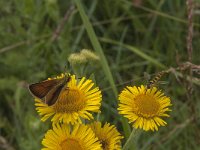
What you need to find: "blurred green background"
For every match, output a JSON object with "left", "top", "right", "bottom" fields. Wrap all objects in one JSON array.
[{"left": 0, "top": 0, "right": 200, "bottom": 149}]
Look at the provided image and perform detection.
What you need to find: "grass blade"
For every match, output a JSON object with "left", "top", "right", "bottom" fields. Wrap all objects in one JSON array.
[
  {"left": 100, "top": 37, "right": 166, "bottom": 69},
  {"left": 74, "top": 0, "right": 118, "bottom": 98}
]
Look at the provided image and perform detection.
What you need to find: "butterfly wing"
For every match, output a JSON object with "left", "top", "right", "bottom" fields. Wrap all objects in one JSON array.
[
  {"left": 44, "top": 75, "right": 72, "bottom": 106},
  {"left": 45, "top": 83, "right": 65, "bottom": 106},
  {"left": 29, "top": 79, "right": 61, "bottom": 99}
]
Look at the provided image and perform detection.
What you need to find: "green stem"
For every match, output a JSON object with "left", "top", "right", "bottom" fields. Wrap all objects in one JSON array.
[
  {"left": 122, "top": 129, "right": 137, "bottom": 150},
  {"left": 74, "top": 0, "right": 118, "bottom": 98},
  {"left": 74, "top": 0, "right": 131, "bottom": 138}
]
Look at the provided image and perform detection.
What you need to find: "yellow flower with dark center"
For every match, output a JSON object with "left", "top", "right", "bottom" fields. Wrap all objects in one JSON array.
[
  {"left": 89, "top": 122, "right": 123, "bottom": 150},
  {"left": 42, "top": 124, "right": 101, "bottom": 150},
  {"left": 118, "top": 85, "right": 172, "bottom": 131},
  {"left": 35, "top": 74, "right": 102, "bottom": 124}
]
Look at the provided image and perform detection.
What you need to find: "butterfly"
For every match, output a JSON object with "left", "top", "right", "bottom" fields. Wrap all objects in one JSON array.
[{"left": 29, "top": 74, "right": 71, "bottom": 106}]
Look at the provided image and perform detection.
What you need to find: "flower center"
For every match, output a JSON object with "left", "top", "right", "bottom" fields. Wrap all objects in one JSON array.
[
  {"left": 134, "top": 94, "right": 160, "bottom": 117},
  {"left": 53, "top": 87, "right": 85, "bottom": 113},
  {"left": 60, "top": 138, "right": 82, "bottom": 150},
  {"left": 100, "top": 140, "right": 109, "bottom": 150}
]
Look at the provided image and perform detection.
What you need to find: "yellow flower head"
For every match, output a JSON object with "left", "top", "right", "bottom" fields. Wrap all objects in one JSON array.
[
  {"left": 35, "top": 74, "right": 102, "bottom": 124},
  {"left": 42, "top": 124, "right": 102, "bottom": 150},
  {"left": 118, "top": 85, "right": 172, "bottom": 131},
  {"left": 89, "top": 121, "right": 123, "bottom": 150}
]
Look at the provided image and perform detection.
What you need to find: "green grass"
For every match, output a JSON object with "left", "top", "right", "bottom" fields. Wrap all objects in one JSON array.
[{"left": 0, "top": 0, "right": 199, "bottom": 149}]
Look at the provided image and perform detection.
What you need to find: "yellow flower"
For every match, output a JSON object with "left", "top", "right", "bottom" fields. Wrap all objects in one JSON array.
[
  {"left": 118, "top": 85, "right": 172, "bottom": 131},
  {"left": 89, "top": 122, "right": 123, "bottom": 150},
  {"left": 42, "top": 124, "right": 102, "bottom": 150},
  {"left": 35, "top": 74, "right": 102, "bottom": 124}
]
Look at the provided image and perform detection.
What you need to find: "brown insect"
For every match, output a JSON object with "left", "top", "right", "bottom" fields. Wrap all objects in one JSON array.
[{"left": 29, "top": 74, "right": 71, "bottom": 106}]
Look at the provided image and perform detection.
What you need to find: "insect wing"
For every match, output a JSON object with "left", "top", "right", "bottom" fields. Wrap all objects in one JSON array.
[
  {"left": 45, "top": 83, "right": 65, "bottom": 106},
  {"left": 29, "top": 79, "right": 61, "bottom": 99},
  {"left": 45, "top": 75, "right": 72, "bottom": 106}
]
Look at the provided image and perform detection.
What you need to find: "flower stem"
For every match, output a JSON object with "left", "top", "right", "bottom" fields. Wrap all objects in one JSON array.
[{"left": 122, "top": 129, "right": 137, "bottom": 150}]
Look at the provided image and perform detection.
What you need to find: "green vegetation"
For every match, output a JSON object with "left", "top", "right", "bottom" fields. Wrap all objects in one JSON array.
[{"left": 0, "top": 0, "right": 199, "bottom": 149}]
